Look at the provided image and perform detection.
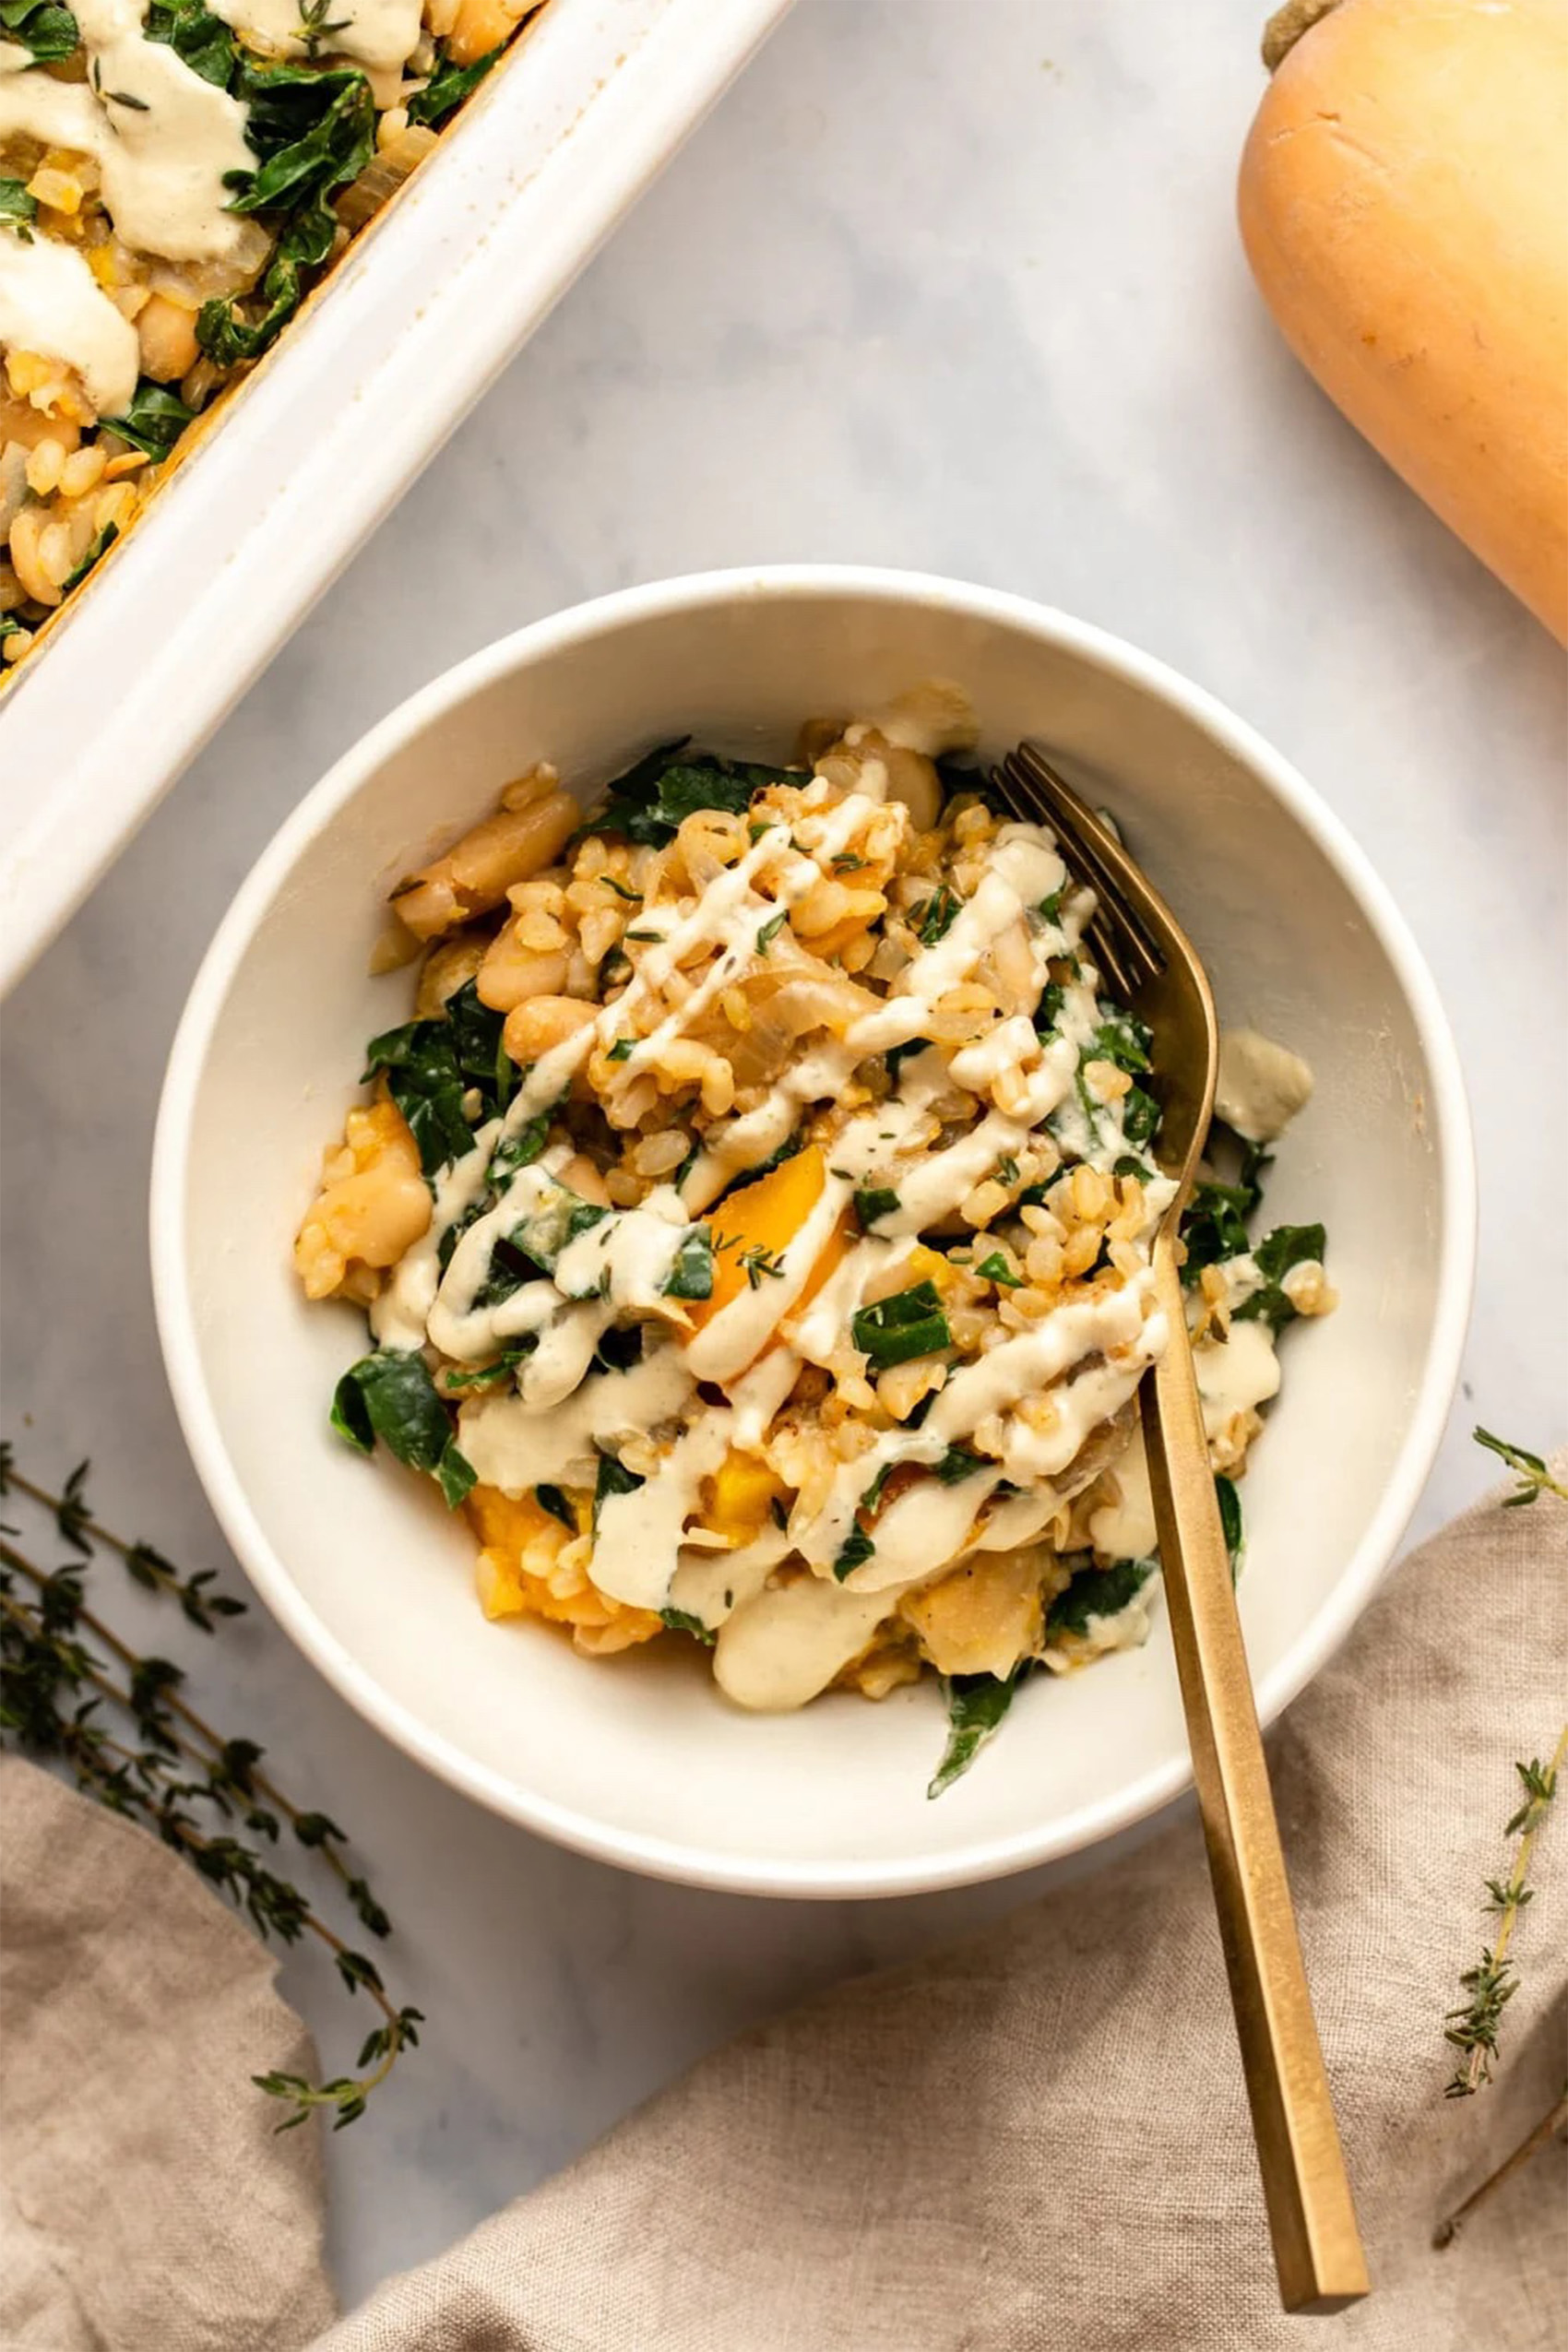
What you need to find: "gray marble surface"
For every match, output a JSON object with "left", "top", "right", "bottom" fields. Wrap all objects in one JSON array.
[{"left": 3, "top": 0, "right": 1564, "bottom": 2316}]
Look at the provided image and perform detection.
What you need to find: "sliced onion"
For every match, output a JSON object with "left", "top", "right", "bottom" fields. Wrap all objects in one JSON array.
[{"left": 336, "top": 126, "right": 439, "bottom": 234}]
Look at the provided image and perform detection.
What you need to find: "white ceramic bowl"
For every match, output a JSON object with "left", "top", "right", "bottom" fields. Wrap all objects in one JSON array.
[{"left": 152, "top": 567, "right": 1474, "bottom": 1898}]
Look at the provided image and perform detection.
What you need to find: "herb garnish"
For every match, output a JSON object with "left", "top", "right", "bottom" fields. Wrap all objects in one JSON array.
[
  {"left": 915, "top": 885, "right": 959, "bottom": 945},
  {"left": 755, "top": 910, "right": 789, "bottom": 955},
  {"left": 1473, "top": 1428, "right": 1568, "bottom": 1508},
  {"left": 0, "top": 1450, "right": 420, "bottom": 2131},
  {"left": 739, "top": 1243, "right": 786, "bottom": 1289}
]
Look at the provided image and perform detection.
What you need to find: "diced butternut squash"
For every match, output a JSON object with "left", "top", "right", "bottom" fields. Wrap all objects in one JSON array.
[
  {"left": 687, "top": 1145, "right": 850, "bottom": 1327},
  {"left": 465, "top": 1482, "right": 561, "bottom": 1557},
  {"left": 705, "top": 1448, "right": 790, "bottom": 1539}
]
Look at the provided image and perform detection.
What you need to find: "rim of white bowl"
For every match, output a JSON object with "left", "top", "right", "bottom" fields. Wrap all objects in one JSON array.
[{"left": 151, "top": 564, "right": 1477, "bottom": 1899}]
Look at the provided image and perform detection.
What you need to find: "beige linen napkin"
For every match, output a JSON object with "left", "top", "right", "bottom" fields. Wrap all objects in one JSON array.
[
  {"left": 0, "top": 1754, "right": 335, "bottom": 2351},
  {"left": 4, "top": 1471, "right": 1565, "bottom": 2351}
]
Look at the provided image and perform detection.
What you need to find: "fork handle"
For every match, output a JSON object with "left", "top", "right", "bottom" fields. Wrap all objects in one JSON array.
[{"left": 1142, "top": 1233, "right": 1370, "bottom": 2313}]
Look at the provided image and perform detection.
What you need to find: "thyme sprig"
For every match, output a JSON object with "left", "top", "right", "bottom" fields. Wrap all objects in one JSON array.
[
  {"left": 1473, "top": 1426, "right": 1568, "bottom": 1509},
  {"left": 0, "top": 1450, "right": 420, "bottom": 2130},
  {"left": 1443, "top": 1733, "right": 1568, "bottom": 2097},
  {"left": 1430, "top": 1427, "right": 1568, "bottom": 2243},
  {"left": 1440, "top": 1429, "right": 1567, "bottom": 2100}
]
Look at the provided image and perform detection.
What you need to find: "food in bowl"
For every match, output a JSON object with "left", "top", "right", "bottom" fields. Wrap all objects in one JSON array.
[
  {"left": 294, "top": 693, "right": 1334, "bottom": 1793},
  {"left": 0, "top": 0, "right": 546, "bottom": 669}
]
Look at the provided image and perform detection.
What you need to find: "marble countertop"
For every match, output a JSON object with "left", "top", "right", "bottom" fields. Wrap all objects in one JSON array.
[{"left": 3, "top": 0, "right": 1563, "bottom": 2315}]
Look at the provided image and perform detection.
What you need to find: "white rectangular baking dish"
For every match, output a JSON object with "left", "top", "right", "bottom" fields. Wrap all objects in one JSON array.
[{"left": 0, "top": 0, "right": 793, "bottom": 996}]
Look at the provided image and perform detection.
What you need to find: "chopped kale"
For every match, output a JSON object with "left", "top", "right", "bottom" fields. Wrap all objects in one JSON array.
[
  {"left": 571, "top": 741, "right": 797, "bottom": 849},
  {"left": 975, "top": 1252, "right": 1022, "bottom": 1289},
  {"left": 535, "top": 1484, "right": 578, "bottom": 1533},
  {"left": 406, "top": 40, "right": 503, "bottom": 129},
  {"left": 592, "top": 1450, "right": 644, "bottom": 1527},
  {"left": 851, "top": 1280, "right": 951, "bottom": 1369},
  {"left": 102, "top": 377, "right": 196, "bottom": 460},
  {"left": 0, "top": 177, "right": 38, "bottom": 232},
  {"left": 928, "top": 1667, "right": 1027, "bottom": 1798},
  {"left": 61, "top": 523, "right": 117, "bottom": 594},
  {"left": 1046, "top": 1553, "right": 1156, "bottom": 1637},
  {"left": 832, "top": 1524, "right": 875, "bottom": 1581},
  {"left": 197, "top": 64, "right": 375, "bottom": 364},
  {"left": 0, "top": 0, "right": 78, "bottom": 63},
  {"left": 1232, "top": 1223, "right": 1326, "bottom": 1331},
  {"left": 330, "top": 1348, "right": 474, "bottom": 1508},
  {"left": 662, "top": 1227, "right": 715, "bottom": 1301},
  {"left": 363, "top": 980, "right": 514, "bottom": 1175},
  {"left": 1121, "top": 1085, "right": 1161, "bottom": 1147},
  {"left": 439, "top": 1341, "right": 536, "bottom": 1391},
  {"left": 659, "top": 1607, "right": 716, "bottom": 1645},
  {"left": 854, "top": 1185, "right": 901, "bottom": 1230},
  {"left": 1215, "top": 1474, "right": 1244, "bottom": 1577},
  {"left": 1090, "top": 1007, "right": 1153, "bottom": 1074},
  {"left": 144, "top": 0, "right": 236, "bottom": 84}
]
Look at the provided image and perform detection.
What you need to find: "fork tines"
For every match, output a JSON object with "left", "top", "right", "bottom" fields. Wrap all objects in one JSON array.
[{"left": 992, "top": 742, "right": 1165, "bottom": 996}]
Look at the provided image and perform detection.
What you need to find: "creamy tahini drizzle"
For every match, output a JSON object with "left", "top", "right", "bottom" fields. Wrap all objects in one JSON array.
[
  {"left": 0, "top": 0, "right": 253, "bottom": 409},
  {"left": 0, "top": 234, "right": 138, "bottom": 414},
  {"left": 208, "top": 0, "right": 423, "bottom": 74},
  {"left": 375, "top": 767, "right": 1181, "bottom": 1706}
]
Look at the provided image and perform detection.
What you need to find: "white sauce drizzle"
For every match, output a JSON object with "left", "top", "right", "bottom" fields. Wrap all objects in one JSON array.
[
  {"left": 1194, "top": 1318, "right": 1281, "bottom": 1443},
  {"left": 0, "top": 232, "right": 138, "bottom": 414},
  {"left": 208, "top": 0, "right": 423, "bottom": 75},
  {"left": 365, "top": 769, "right": 1191, "bottom": 1665},
  {"left": 0, "top": 5, "right": 254, "bottom": 274}
]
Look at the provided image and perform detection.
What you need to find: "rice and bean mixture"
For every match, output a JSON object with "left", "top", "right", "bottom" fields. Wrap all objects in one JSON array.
[
  {"left": 296, "top": 693, "right": 1334, "bottom": 1793},
  {"left": 0, "top": 0, "right": 545, "bottom": 666}
]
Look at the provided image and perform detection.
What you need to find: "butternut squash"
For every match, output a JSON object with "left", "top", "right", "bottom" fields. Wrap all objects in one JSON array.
[
  {"left": 1239, "top": 0, "right": 1568, "bottom": 642},
  {"left": 687, "top": 1146, "right": 851, "bottom": 1328}
]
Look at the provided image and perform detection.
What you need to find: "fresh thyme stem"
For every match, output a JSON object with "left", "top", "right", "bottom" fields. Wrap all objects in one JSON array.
[
  {"left": 1472, "top": 1428, "right": 1568, "bottom": 1508},
  {"left": 1443, "top": 1728, "right": 1568, "bottom": 2098},
  {"left": 0, "top": 1534, "right": 378, "bottom": 1924},
  {"left": 0, "top": 1452, "right": 419, "bottom": 2130},
  {"left": 1441, "top": 1429, "right": 1567, "bottom": 2104},
  {"left": 1432, "top": 2087, "right": 1568, "bottom": 2249}
]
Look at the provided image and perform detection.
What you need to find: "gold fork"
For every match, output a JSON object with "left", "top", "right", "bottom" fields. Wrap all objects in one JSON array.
[{"left": 994, "top": 741, "right": 1370, "bottom": 2314}]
